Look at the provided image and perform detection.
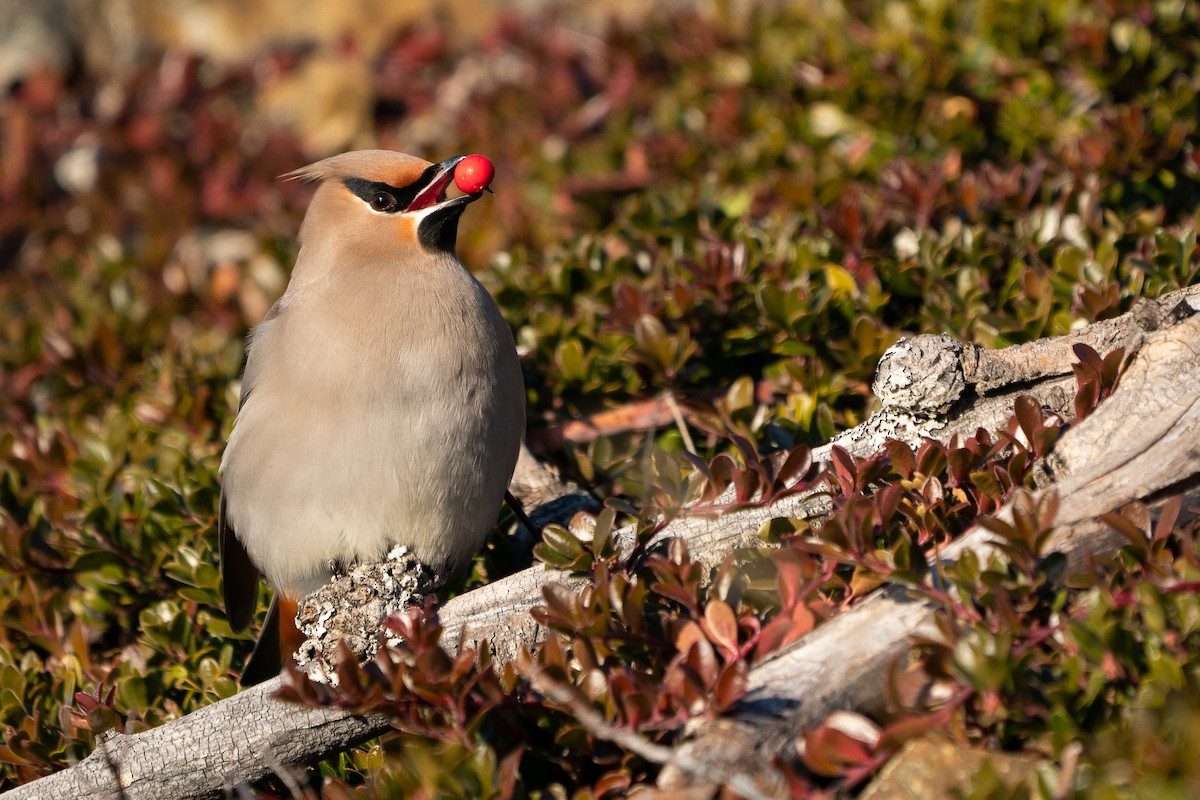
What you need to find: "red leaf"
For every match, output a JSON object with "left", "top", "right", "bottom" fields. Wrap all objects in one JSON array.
[
  {"left": 884, "top": 439, "right": 916, "bottom": 480},
  {"left": 874, "top": 483, "right": 903, "bottom": 528},
  {"left": 730, "top": 433, "right": 758, "bottom": 468},
  {"left": 683, "top": 636, "right": 720, "bottom": 687},
  {"left": 1074, "top": 379, "right": 1099, "bottom": 420},
  {"left": 915, "top": 439, "right": 948, "bottom": 477},
  {"left": 776, "top": 445, "right": 813, "bottom": 488},
  {"left": 946, "top": 447, "right": 972, "bottom": 487},
  {"left": 1071, "top": 342, "right": 1101, "bottom": 368},
  {"left": 614, "top": 682, "right": 650, "bottom": 729},
  {"left": 594, "top": 770, "right": 632, "bottom": 797},
  {"left": 1154, "top": 494, "right": 1184, "bottom": 543},
  {"left": 701, "top": 600, "right": 740, "bottom": 660},
  {"left": 705, "top": 454, "right": 735, "bottom": 502},
  {"left": 682, "top": 451, "right": 712, "bottom": 483},
  {"left": 774, "top": 548, "right": 813, "bottom": 610},
  {"left": 782, "top": 602, "right": 816, "bottom": 647},
  {"left": 922, "top": 474, "right": 944, "bottom": 505},
  {"left": 732, "top": 468, "right": 760, "bottom": 503},
  {"left": 714, "top": 662, "right": 748, "bottom": 709},
  {"left": 1013, "top": 395, "right": 1043, "bottom": 447},
  {"left": 1099, "top": 510, "right": 1148, "bottom": 549},
  {"left": 878, "top": 712, "right": 946, "bottom": 751},
  {"left": 1100, "top": 347, "right": 1126, "bottom": 388},
  {"left": 541, "top": 583, "right": 580, "bottom": 628},
  {"left": 798, "top": 712, "right": 881, "bottom": 777},
  {"left": 830, "top": 445, "right": 857, "bottom": 493}
]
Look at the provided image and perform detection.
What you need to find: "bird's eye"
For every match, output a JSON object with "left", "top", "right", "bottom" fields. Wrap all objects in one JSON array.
[{"left": 370, "top": 192, "right": 397, "bottom": 212}]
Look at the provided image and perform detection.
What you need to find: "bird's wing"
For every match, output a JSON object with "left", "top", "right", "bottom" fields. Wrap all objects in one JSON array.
[{"left": 219, "top": 322, "right": 273, "bottom": 633}]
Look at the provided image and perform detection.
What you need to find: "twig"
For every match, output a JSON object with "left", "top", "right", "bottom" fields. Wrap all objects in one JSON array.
[
  {"left": 505, "top": 490, "right": 541, "bottom": 539},
  {"left": 259, "top": 744, "right": 308, "bottom": 799},
  {"left": 663, "top": 390, "right": 697, "bottom": 455},
  {"left": 527, "top": 667, "right": 784, "bottom": 800}
]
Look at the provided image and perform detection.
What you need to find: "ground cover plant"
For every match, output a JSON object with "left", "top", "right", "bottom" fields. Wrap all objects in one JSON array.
[{"left": 1, "top": 0, "right": 1199, "bottom": 795}]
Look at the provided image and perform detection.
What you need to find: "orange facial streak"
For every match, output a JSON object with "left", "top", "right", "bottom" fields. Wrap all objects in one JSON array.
[{"left": 397, "top": 213, "right": 421, "bottom": 244}]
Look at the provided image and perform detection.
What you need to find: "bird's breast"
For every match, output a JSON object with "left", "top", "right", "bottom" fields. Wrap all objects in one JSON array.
[{"left": 222, "top": 264, "right": 524, "bottom": 594}]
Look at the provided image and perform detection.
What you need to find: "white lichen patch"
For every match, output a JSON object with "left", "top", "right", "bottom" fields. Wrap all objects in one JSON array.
[
  {"left": 872, "top": 334, "right": 966, "bottom": 415},
  {"left": 293, "top": 547, "right": 444, "bottom": 685}
]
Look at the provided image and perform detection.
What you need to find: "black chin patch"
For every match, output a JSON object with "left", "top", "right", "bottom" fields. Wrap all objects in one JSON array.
[{"left": 417, "top": 200, "right": 470, "bottom": 253}]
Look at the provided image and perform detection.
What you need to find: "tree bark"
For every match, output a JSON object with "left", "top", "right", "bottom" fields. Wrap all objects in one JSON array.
[{"left": 5, "top": 286, "right": 1197, "bottom": 800}]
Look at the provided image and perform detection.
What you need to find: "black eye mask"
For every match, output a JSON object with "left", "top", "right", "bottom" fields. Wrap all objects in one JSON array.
[{"left": 342, "top": 163, "right": 441, "bottom": 214}]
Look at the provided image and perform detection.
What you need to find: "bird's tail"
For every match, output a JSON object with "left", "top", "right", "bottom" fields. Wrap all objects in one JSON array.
[{"left": 239, "top": 593, "right": 303, "bottom": 686}]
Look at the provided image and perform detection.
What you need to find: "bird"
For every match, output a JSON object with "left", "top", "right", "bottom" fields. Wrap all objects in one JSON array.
[{"left": 218, "top": 150, "right": 525, "bottom": 686}]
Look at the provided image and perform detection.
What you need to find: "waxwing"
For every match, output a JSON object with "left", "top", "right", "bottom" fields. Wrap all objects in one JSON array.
[{"left": 219, "top": 150, "right": 525, "bottom": 685}]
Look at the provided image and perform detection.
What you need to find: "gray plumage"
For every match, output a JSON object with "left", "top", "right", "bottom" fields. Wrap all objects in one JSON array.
[{"left": 218, "top": 151, "right": 524, "bottom": 681}]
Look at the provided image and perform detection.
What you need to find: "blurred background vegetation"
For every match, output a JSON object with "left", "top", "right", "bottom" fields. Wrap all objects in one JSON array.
[{"left": 1, "top": 0, "right": 1199, "bottom": 796}]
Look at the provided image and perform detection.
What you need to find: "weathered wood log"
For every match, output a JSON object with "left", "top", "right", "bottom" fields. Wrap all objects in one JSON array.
[{"left": 658, "top": 301, "right": 1200, "bottom": 797}]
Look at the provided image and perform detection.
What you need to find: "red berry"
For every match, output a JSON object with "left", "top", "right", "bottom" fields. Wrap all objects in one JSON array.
[{"left": 454, "top": 154, "right": 495, "bottom": 194}]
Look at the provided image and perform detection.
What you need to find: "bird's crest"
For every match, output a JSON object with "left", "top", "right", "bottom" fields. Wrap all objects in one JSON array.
[{"left": 282, "top": 150, "right": 433, "bottom": 190}]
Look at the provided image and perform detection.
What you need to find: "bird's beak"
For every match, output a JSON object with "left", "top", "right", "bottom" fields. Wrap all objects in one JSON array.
[{"left": 405, "top": 156, "right": 481, "bottom": 214}]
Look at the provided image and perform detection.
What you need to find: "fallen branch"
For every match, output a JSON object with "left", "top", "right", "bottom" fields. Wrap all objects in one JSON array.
[
  {"left": 660, "top": 303, "right": 1200, "bottom": 795},
  {"left": 6, "top": 286, "right": 1197, "bottom": 800}
]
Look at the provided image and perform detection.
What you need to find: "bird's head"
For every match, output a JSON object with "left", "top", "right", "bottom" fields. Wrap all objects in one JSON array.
[{"left": 285, "top": 150, "right": 486, "bottom": 260}]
